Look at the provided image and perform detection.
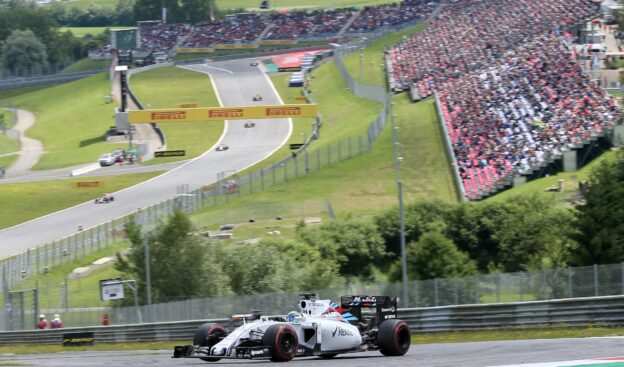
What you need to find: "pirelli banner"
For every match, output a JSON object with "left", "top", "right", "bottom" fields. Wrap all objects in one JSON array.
[
  {"left": 214, "top": 43, "right": 259, "bottom": 50},
  {"left": 128, "top": 104, "right": 318, "bottom": 123}
]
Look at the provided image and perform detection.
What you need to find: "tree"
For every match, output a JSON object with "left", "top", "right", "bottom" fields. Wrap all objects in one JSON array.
[
  {"left": 115, "top": 211, "right": 230, "bottom": 304},
  {"left": 1, "top": 30, "right": 47, "bottom": 72},
  {"left": 220, "top": 237, "right": 341, "bottom": 295},
  {"left": 574, "top": 152, "right": 624, "bottom": 265},
  {"left": 392, "top": 231, "right": 477, "bottom": 281},
  {"left": 298, "top": 217, "right": 388, "bottom": 279}
]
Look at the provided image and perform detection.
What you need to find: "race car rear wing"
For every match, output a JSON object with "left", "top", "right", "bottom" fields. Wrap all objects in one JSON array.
[{"left": 340, "top": 296, "right": 398, "bottom": 325}]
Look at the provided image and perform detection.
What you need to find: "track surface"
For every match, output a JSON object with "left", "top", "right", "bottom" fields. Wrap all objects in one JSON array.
[
  {"left": 3, "top": 337, "right": 624, "bottom": 366},
  {"left": 0, "top": 59, "right": 291, "bottom": 258}
]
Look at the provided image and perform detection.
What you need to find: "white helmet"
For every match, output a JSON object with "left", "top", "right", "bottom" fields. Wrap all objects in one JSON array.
[
  {"left": 39, "top": 314, "right": 45, "bottom": 318},
  {"left": 54, "top": 314, "right": 60, "bottom": 319}
]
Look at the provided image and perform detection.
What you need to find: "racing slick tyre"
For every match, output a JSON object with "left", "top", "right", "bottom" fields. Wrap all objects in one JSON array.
[
  {"left": 262, "top": 324, "right": 298, "bottom": 362},
  {"left": 193, "top": 323, "right": 227, "bottom": 362},
  {"left": 377, "top": 319, "right": 410, "bottom": 356}
]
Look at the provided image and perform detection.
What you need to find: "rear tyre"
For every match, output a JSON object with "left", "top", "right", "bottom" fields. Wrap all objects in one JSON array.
[
  {"left": 193, "top": 323, "right": 227, "bottom": 362},
  {"left": 377, "top": 319, "right": 410, "bottom": 356},
  {"left": 262, "top": 324, "right": 298, "bottom": 362}
]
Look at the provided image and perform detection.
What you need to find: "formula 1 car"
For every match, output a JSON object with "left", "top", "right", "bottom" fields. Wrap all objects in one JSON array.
[
  {"left": 173, "top": 294, "right": 410, "bottom": 362},
  {"left": 244, "top": 121, "right": 255, "bottom": 128},
  {"left": 216, "top": 144, "right": 229, "bottom": 151},
  {"left": 252, "top": 94, "right": 263, "bottom": 102},
  {"left": 94, "top": 193, "right": 114, "bottom": 204},
  {"left": 250, "top": 61, "right": 259, "bottom": 67}
]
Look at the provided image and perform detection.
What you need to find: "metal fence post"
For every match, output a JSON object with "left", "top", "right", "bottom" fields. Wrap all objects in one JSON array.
[
  {"left": 316, "top": 149, "right": 320, "bottom": 170},
  {"left": 594, "top": 264, "right": 599, "bottom": 297},
  {"left": 304, "top": 149, "right": 309, "bottom": 174},
  {"left": 568, "top": 267, "right": 573, "bottom": 298},
  {"left": 434, "top": 278, "right": 439, "bottom": 306},
  {"left": 294, "top": 155, "right": 299, "bottom": 178}
]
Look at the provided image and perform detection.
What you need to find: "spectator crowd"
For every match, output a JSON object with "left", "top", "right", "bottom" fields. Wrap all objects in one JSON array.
[
  {"left": 92, "top": 1, "right": 439, "bottom": 54},
  {"left": 386, "top": 0, "right": 620, "bottom": 199}
]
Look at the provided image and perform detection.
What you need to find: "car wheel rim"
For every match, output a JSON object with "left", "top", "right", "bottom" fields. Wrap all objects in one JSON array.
[{"left": 281, "top": 333, "right": 296, "bottom": 353}]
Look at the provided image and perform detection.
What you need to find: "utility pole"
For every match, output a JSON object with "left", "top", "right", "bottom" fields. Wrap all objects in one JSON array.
[{"left": 144, "top": 233, "right": 152, "bottom": 309}]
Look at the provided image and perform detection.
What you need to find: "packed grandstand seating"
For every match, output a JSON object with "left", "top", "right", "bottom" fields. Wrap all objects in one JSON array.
[
  {"left": 91, "top": 1, "right": 439, "bottom": 54},
  {"left": 438, "top": 34, "right": 619, "bottom": 199},
  {"left": 384, "top": 0, "right": 620, "bottom": 199},
  {"left": 137, "top": 23, "right": 191, "bottom": 53},
  {"left": 347, "top": 0, "right": 437, "bottom": 33},
  {"left": 266, "top": 8, "right": 356, "bottom": 40},
  {"left": 181, "top": 14, "right": 268, "bottom": 47},
  {"left": 388, "top": 0, "right": 599, "bottom": 95}
]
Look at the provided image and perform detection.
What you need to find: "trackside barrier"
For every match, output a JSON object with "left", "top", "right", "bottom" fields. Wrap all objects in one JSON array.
[{"left": 2, "top": 296, "right": 624, "bottom": 343}]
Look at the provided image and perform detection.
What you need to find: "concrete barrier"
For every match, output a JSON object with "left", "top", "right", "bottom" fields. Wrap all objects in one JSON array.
[{"left": 70, "top": 163, "right": 101, "bottom": 177}]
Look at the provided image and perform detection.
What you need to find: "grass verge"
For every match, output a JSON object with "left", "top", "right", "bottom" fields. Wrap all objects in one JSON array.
[
  {"left": 0, "top": 86, "right": 50, "bottom": 101},
  {"left": 412, "top": 326, "right": 624, "bottom": 344},
  {"left": 0, "top": 171, "right": 163, "bottom": 230},
  {"left": 130, "top": 66, "right": 223, "bottom": 165},
  {"left": 8, "top": 73, "right": 123, "bottom": 170},
  {"left": 342, "top": 23, "right": 427, "bottom": 86}
]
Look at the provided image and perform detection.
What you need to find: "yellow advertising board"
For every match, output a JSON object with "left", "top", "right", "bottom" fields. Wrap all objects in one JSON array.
[
  {"left": 128, "top": 104, "right": 318, "bottom": 123},
  {"left": 260, "top": 40, "right": 298, "bottom": 46},
  {"left": 177, "top": 47, "right": 215, "bottom": 53},
  {"left": 214, "top": 43, "right": 259, "bottom": 50},
  {"left": 73, "top": 181, "right": 102, "bottom": 188}
]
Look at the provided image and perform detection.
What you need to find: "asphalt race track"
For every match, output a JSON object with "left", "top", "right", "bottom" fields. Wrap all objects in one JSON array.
[
  {"left": 0, "top": 59, "right": 292, "bottom": 258},
  {"left": 4, "top": 337, "right": 624, "bottom": 366}
]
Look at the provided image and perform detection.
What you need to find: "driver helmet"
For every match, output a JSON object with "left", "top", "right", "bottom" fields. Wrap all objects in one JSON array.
[{"left": 287, "top": 311, "right": 301, "bottom": 322}]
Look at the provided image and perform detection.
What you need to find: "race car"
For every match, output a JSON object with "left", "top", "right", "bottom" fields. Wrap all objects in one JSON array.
[
  {"left": 94, "top": 193, "right": 114, "bottom": 204},
  {"left": 173, "top": 294, "right": 410, "bottom": 362},
  {"left": 244, "top": 121, "right": 255, "bottom": 128},
  {"left": 250, "top": 61, "right": 259, "bottom": 67},
  {"left": 252, "top": 94, "right": 263, "bottom": 102},
  {"left": 216, "top": 144, "right": 229, "bottom": 151}
]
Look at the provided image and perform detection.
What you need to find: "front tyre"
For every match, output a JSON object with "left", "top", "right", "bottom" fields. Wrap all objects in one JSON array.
[
  {"left": 193, "top": 323, "right": 227, "bottom": 362},
  {"left": 262, "top": 324, "right": 298, "bottom": 362},
  {"left": 377, "top": 319, "right": 410, "bottom": 356}
]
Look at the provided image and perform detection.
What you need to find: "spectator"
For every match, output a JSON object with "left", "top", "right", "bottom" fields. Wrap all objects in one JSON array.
[
  {"left": 37, "top": 314, "right": 47, "bottom": 330},
  {"left": 50, "top": 314, "right": 63, "bottom": 329}
]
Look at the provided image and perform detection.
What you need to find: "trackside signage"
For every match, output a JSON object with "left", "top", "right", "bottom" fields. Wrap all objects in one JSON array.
[{"left": 127, "top": 104, "right": 317, "bottom": 123}]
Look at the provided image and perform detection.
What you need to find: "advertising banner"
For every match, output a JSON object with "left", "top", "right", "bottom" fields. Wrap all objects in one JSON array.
[
  {"left": 214, "top": 43, "right": 259, "bottom": 50},
  {"left": 176, "top": 47, "right": 214, "bottom": 53},
  {"left": 128, "top": 104, "right": 317, "bottom": 123}
]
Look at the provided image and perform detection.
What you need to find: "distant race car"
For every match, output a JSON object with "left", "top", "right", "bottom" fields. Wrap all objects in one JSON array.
[
  {"left": 244, "top": 121, "right": 255, "bottom": 128},
  {"left": 250, "top": 61, "right": 259, "bottom": 67},
  {"left": 94, "top": 193, "right": 114, "bottom": 204},
  {"left": 173, "top": 294, "right": 410, "bottom": 362},
  {"left": 0, "top": 167, "right": 4, "bottom": 179},
  {"left": 252, "top": 94, "right": 263, "bottom": 101},
  {"left": 216, "top": 144, "right": 229, "bottom": 151}
]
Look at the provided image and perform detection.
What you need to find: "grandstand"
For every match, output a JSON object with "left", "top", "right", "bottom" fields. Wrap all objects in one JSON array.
[
  {"left": 387, "top": 0, "right": 621, "bottom": 200},
  {"left": 88, "top": 1, "right": 439, "bottom": 58}
]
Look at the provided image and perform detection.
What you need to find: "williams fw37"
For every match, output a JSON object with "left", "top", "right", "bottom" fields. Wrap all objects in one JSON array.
[{"left": 173, "top": 294, "right": 410, "bottom": 362}]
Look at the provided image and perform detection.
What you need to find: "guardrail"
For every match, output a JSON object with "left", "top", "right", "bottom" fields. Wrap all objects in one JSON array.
[{"left": 2, "top": 296, "right": 624, "bottom": 344}]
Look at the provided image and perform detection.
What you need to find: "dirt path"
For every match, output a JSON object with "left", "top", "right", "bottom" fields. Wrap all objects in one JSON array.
[{"left": 5, "top": 109, "right": 44, "bottom": 177}]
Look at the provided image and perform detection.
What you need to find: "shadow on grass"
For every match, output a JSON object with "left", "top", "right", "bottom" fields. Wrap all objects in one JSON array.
[{"left": 79, "top": 134, "right": 106, "bottom": 148}]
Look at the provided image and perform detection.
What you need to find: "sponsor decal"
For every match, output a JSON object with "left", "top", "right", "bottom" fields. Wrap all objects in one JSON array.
[
  {"left": 384, "top": 314, "right": 396, "bottom": 319},
  {"left": 151, "top": 111, "right": 186, "bottom": 121},
  {"left": 209, "top": 108, "right": 244, "bottom": 119},
  {"left": 251, "top": 349, "right": 265, "bottom": 357},
  {"left": 155, "top": 150, "right": 186, "bottom": 157},
  {"left": 266, "top": 107, "right": 302, "bottom": 117},
  {"left": 352, "top": 296, "right": 377, "bottom": 304},
  {"left": 332, "top": 326, "right": 354, "bottom": 338},
  {"left": 63, "top": 332, "right": 95, "bottom": 346},
  {"left": 73, "top": 181, "right": 101, "bottom": 188},
  {"left": 381, "top": 307, "right": 396, "bottom": 313}
]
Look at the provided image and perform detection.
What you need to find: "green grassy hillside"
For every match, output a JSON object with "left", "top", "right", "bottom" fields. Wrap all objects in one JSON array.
[{"left": 8, "top": 73, "right": 122, "bottom": 170}]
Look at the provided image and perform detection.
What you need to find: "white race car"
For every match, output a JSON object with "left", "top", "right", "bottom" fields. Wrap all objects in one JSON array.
[{"left": 173, "top": 294, "right": 410, "bottom": 362}]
